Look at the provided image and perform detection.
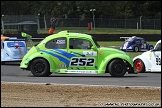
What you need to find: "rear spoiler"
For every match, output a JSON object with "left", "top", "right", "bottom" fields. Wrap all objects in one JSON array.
[
  {"left": 120, "top": 36, "right": 136, "bottom": 40},
  {"left": 120, "top": 36, "right": 137, "bottom": 41},
  {"left": 120, "top": 37, "right": 131, "bottom": 39},
  {"left": 21, "top": 32, "right": 40, "bottom": 51},
  {"left": 4, "top": 37, "right": 27, "bottom": 41}
]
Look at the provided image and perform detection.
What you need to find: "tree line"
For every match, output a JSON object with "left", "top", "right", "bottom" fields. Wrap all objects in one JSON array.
[{"left": 1, "top": 1, "right": 161, "bottom": 19}]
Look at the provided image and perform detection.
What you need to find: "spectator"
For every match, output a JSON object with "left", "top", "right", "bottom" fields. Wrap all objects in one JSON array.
[{"left": 49, "top": 17, "right": 56, "bottom": 34}]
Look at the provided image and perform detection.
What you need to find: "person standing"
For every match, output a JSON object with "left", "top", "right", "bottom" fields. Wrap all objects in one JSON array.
[{"left": 49, "top": 17, "right": 56, "bottom": 34}]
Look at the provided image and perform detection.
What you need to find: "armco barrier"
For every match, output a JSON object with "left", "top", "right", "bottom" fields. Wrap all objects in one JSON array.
[{"left": 3, "top": 33, "right": 161, "bottom": 41}]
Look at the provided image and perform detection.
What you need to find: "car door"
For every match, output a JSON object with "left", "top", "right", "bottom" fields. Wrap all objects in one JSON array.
[
  {"left": 140, "top": 39, "right": 147, "bottom": 50},
  {"left": 67, "top": 38, "right": 98, "bottom": 74},
  {"left": 149, "top": 42, "right": 161, "bottom": 71},
  {"left": 45, "top": 37, "right": 69, "bottom": 69}
]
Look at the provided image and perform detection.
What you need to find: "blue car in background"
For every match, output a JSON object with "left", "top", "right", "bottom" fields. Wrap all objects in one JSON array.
[{"left": 120, "top": 36, "right": 154, "bottom": 52}]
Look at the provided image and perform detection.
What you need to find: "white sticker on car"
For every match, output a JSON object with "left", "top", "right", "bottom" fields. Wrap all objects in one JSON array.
[
  {"left": 83, "top": 51, "right": 97, "bottom": 56},
  {"left": 56, "top": 40, "right": 65, "bottom": 44},
  {"left": 123, "top": 42, "right": 128, "bottom": 49}
]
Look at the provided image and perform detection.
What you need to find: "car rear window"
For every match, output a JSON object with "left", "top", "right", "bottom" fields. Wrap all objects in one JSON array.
[
  {"left": 7, "top": 42, "right": 26, "bottom": 47},
  {"left": 45, "top": 37, "right": 67, "bottom": 49}
]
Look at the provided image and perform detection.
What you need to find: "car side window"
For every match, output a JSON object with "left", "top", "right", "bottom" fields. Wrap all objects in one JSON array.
[
  {"left": 69, "top": 38, "right": 92, "bottom": 49},
  {"left": 154, "top": 43, "right": 161, "bottom": 51},
  {"left": 141, "top": 39, "right": 147, "bottom": 48},
  {"left": 141, "top": 39, "right": 145, "bottom": 43},
  {"left": 135, "top": 40, "right": 140, "bottom": 44},
  {"left": 45, "top": 37, "right": 67, "bottom": 49}
]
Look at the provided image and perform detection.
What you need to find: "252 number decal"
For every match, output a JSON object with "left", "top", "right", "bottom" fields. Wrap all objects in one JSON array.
[{"left": 69, "top": 57, "right": 95, "bottom": 66}]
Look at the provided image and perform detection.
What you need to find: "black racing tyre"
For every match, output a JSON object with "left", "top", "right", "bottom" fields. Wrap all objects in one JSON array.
[
  {"left": 108, "top": 59, "right": 127, "bottom": 77},
  {"left": 133, "top": 59, "right": 145, "bottom": 73},
  {"left": 30, "top": 58, "right": 51, "bottom": 77},
  {"left": 134, "top": 46, "right": 139, "bottom": 52},
  {"left": 149, "top": 46, "right": 154, "bottom": 50}
]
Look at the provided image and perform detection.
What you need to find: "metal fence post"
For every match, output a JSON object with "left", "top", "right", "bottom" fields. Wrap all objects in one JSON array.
[
  {"left": 125, "top": 19, "right": 126, "bottom": 28},
  {"left": 90, "top": 9, "right": 96, "bottom": 32},
  {"left": 37, "top": 13, "right": 40, "bottom": 34},
  {"left": 44, "top": 15, "right": 47, "bottom": 31},
  {"left": 1, "top": 14, "right": 5, "bottom": 34},
  {"left": 137, "top": 22, "right": 139, "bottom": 31},
  {"left": 140, "top": 16, "right": 142, "bottom": 30}
]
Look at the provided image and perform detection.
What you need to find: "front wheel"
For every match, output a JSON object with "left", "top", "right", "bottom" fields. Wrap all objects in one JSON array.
[
  {"left": 108, "top": 59, "right": 127, "bottom": 77},
  {"left": 133, "top": 59, "right": 145, "bottom": 73},
  {"left": 30, "top": 58, "right": 51, "bottom": 77}
]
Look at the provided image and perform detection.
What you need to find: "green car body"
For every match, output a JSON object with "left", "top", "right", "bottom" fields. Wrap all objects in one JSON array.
[{"left": 20, "top": 31, "right": 137, "bottom": 77}]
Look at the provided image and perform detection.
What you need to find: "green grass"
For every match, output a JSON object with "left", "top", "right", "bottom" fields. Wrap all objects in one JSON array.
[
  {"left": 126, "top": 52, "right": 143, "bottom": 59},
  {"left": 40, "top": 27, "right": 161, "bottom": 34}
]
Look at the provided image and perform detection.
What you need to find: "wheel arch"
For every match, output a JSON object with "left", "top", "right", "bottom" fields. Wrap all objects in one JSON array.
[
  {"left": 105, "top": 58, "right": 124, "bottom": 73},
  {"left": 98, "top": 54, "right": 131, "bottom": 74},
  {"left": 27, "top": 56, "right": 56, "bottom": 72},
  {"left": 133, "top": 56, "right": 152, "bottom": 71}
]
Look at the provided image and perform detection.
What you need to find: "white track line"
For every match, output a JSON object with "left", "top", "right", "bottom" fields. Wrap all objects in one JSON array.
[{"left": 1, "top": 81, "right": 161, "bottom": 89}]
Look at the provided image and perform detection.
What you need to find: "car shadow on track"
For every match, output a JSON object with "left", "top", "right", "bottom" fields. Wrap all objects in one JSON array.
[
  {"left": 27, "top": 73, "right": 139, "bottom": 78},
  {"left": 1, "top": 64, "right": 20, "bottom": 66},
  {"left": 1, "top": 62, "right": 20, "bottom": 66}
]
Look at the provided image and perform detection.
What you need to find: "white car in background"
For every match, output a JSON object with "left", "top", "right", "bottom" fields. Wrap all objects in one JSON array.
[
  {"left": 1, "top": 35, "right": 27, "bottom": 64},
  {"left": 133, "top": 40, "right": 161, "bottom": 73}
]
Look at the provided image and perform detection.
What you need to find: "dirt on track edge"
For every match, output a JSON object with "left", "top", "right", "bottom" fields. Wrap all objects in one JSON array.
[{"left": 1, "top": 82, "right": 161, "bottom": 107}]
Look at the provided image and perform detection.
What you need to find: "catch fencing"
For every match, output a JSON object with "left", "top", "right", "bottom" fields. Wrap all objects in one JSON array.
[{"left": 1, "top": 15, "right": 161, "bottom": 34}]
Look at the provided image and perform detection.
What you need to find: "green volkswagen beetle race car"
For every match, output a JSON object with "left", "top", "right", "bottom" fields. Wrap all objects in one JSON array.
[{"left": 20, "top": 31, "right": 137, "bottom": 77}]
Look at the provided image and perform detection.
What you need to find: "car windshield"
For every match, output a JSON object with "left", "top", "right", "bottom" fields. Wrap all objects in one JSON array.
[{"left": 154, "top": 42, "right": 161, "bottom": 51}]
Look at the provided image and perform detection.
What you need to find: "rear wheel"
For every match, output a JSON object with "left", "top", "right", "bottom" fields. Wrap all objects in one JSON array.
[
  {"left": 134, "top": 46, "right": 139, "bottom": 52},
  {"left": 133, "top": 59, "right": 145, "bottom": 73},
  {"left": 149, "top": 46, "right": 154, "bottom": 50},
  {"left": 30, "top": 58, "right": 51, "bottom": 77},
  {"left": 108, "top": 59, "right": 127, "bottom": 77}
]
